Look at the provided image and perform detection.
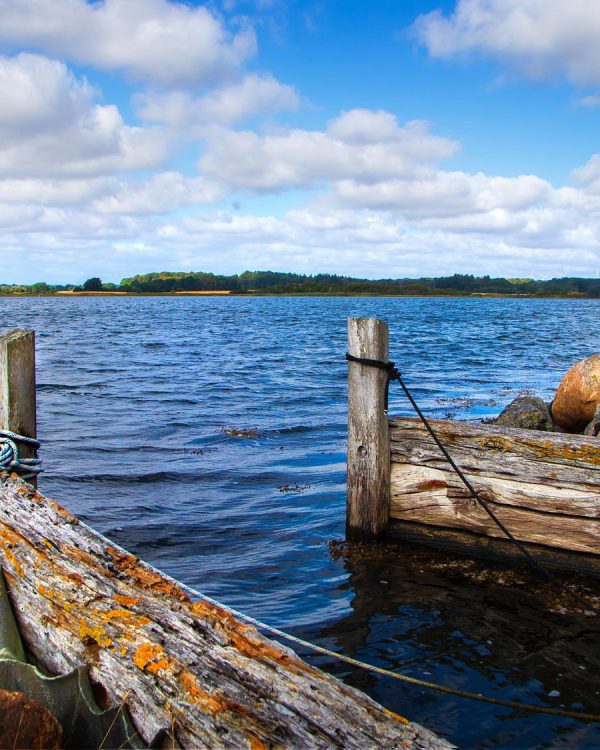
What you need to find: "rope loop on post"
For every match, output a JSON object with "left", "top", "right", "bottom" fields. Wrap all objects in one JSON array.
[
  {"left": 345, "top": 352, "right": 399, "bottom": 412},
  {"left": 345, "top": 352, "right": 399, "bottom": 378},
  {"left": 0, "top": 429, "right": 41, "bottom": 480}
]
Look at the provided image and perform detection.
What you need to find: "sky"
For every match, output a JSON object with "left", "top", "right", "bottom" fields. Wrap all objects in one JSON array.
[{"left": 3, "top": 0, "right": 600, "bottom": 284}]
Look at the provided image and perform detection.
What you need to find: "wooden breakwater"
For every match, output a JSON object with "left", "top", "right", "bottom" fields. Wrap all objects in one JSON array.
[
  {"left": 346, "top": 317, "right": 600, "bottom": 578},
  {"left": 0, "top": 328, "right": 450, "bottom": 749}
]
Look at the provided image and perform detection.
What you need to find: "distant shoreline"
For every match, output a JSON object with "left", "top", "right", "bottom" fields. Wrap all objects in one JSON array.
[{"left": 2, "top": 291, "right": 599, "bottom": 300}]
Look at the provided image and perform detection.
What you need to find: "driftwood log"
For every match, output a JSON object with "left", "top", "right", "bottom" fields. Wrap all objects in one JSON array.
[
  {"left": 0, "top": 475, "right": 450, "bottom": 749},
  {"left": 389, "top": 417, "right": 600, "bottom": 576}
]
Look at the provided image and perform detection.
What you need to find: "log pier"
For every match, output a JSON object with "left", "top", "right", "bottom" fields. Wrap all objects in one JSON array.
[
  {"left": 346, "top": 317, "right": 600, "bottom": 577},
  {"left": 0, "top": 328, "right": 451, "bottom": 749}
]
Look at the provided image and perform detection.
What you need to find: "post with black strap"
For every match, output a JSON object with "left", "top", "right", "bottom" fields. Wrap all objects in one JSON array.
[
  {"left": 346, "top": 317, "right": 390, "bottom": 541},
  {"left": 0, "top": 329, "right": 39, "bottom": 488}
]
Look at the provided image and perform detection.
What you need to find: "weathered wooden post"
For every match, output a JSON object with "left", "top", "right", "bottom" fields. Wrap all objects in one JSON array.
[
  {"left": 346, "top": 318, "right": 390, "bottom": 541},
  {"left": 0, "top": 329, "right": 37, "bottom": 486}
]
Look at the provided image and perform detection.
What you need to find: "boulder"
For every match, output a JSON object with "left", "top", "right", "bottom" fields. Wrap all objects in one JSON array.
[
  {"left": 552, "top": 354, "right": 600, "bottom": 432},
  {"left": 0, "top": 688, "right": 62, "bottom": 749},
  {"left": 493, "top": 396, "right": 553, "bottom": 431},
  {"left": 584, "top": 404, "right": 600, "bottom": 437}
]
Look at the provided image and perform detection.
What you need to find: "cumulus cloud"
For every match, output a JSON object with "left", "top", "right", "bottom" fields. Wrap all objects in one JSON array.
[
  {"left": 414, "top": 0, "right": 600, "bottom": 90},
  {"left": 199, "top": 110, "right": 458, "bottom": 191},
  {"left": 0, "top": 0, "right": 256, "bottom": 86},
  {"left": 92, "top": 172, "right": 227, "bottom": 214},
  {"left": 572, "top": 154, "right": 600, "bottom": 193},
  {"left": 331, "top": 172, "right": 553, "bottom": 217},
  {"left": 5, "top": 196, "right": 600, "bottom": 285},
  {"left": 0, "top": 53, "right": 172, "bottom": 179},
  {"left": 135, "top": 75, "right": 299, "bottom": 126},
  {"left": 0, "top": 176, "right": 117, "bottom": 206}
]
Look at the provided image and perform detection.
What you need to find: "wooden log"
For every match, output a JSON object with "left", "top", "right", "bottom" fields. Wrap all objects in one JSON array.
[
  {"left": 390, "top": 418, "right": 600, "bottom": 481},
  {"left": 346, "top": 318, "right": 390, "bottom": 541},
  {"left": 390, "top": 463, "right": 599, "bottom": 554},
  {"left": 389, "top": 417, "right": 600, "bottom": 562},
  {"left": 0, "top": 475, "right": 450, "bottom": 749},
  {"left": 0, "top": 330, "right": 37, "bottom": 486},
  {"left": 387, "top": 519, "right": 600, "bottom": 579}
]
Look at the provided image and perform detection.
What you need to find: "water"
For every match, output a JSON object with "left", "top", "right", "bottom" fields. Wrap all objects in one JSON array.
[{"left": 2, "top": 295, "right": 599, "bottom": 748}]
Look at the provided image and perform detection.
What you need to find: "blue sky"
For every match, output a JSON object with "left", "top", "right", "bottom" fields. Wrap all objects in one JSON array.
[{"left": 2, "top": 0, "right": 600, "bottom": 283}]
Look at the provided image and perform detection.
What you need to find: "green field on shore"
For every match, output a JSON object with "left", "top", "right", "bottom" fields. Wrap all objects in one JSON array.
[{"left": 4, "top": 271, "right": 600, "bottom": 298}]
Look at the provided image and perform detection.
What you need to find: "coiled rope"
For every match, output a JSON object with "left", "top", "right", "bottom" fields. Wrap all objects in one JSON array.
[{"left": 0, "top": 430, "right": 41, "bottom": 480}]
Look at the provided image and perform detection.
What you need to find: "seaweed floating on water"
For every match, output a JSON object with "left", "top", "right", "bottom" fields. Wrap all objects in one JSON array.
[{"left": 221, "top": 427, "right": 263, "bottom": 438}]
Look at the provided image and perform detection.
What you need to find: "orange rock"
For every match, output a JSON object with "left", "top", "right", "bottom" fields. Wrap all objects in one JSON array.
[
  {"left": 0, "top": 688, "right": 63, "bottom": 750},
  {"left": 552, "top": 354, "right": 600, "bottom": 432}
]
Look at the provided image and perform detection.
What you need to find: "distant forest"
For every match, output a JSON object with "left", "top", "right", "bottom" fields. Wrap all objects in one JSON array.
[{"left": 4, "top": 271, "right": 600, "bottom": 297}]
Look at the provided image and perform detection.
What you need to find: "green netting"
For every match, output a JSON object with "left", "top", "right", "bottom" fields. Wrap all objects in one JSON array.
[{"left": 0, "top": 570, "right": 148, "bottom": 750}]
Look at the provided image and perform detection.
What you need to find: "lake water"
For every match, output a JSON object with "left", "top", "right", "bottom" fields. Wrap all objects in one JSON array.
[{"left": 2, "top": 295, "right": 599, "bottom": 748}]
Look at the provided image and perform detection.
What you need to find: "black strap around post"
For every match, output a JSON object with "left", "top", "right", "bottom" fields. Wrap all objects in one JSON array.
[{"left": 345, "top": 353, "right": 398, "bottom": 412}]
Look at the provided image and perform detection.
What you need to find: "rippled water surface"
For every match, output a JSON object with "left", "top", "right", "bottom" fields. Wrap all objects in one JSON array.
[{"left": 2, "top": 296, "right": 599, "bottom": 749}]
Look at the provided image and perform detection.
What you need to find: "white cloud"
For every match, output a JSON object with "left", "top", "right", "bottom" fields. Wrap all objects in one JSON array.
[
  {"left": 135, "top": 74, "right": 299, "bottom": 126},
  {"left": 0, "top": 53, "right": 172, "bottom": 179},
  {"left": 331, "top": 172, "right": 552, "bottom": 217},
  {"left": 199, "top": 110, "right": 458, "bottom": 191},
  {"left": 414, "top": 0, "right": 600, "bottom": 90},
  {"left": 0, "top": 176, "right": 117, "bottom": 205},
  {"left": 572, "top": 154, "right": 600, "bottom": 194},
  {"left": 92, "top": 172, "right": 226, "bottom": 214},
  {"left": 5, "top": 197, "right": 600, "bottom": 285},
  {"left": 0, "top": 0, "right": 256, "bottom": 87},
  {"left": 578, "top": 94, "right": 600, "bottom": 107}
]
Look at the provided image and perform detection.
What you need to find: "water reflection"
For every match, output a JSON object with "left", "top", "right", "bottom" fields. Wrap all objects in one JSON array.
[{"left": 296, "top": 546, "right": 600, "bottom": 748}]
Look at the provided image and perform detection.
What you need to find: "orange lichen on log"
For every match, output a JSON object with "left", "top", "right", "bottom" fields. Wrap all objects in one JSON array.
[
  {"left": 384, "top": 709, "right": 410, "bottom": 725},
  {"left": 113, "top": 594, "right": 140, "bottom": 607},
  {"left": 477, "top": 434, "right": 600, "bottom": 466},
  {"left": 1, "top": 531, "right": 25, "bottom": 578},
  {"left": 106, "top": 547, "right": 189, "bottom": 601},
  {"left": 49, "top": 501, "right": 79, "bottom": 524},
  {"left": 177, "top": 671, "right": 229, "bottom": 715},
  {"left": 477, "top": 436, "right": 513, "bottom": 453},
  {"left": 60, "top": 543, "right": 115, "bottom": 578},
  {"left": 191, "top": 600, "right": 322, "bottom": 679},
  {"left": 133, "top": 643, "right": 169, "bottom": 675},
  {"left": 99, "top": 608, "right": 150, "bottom": 627},
  {"left": 249, "top": 735, "right": 268, "bottom": 750},
  {"left": 79, "top": 619, "right": 112, "bottom": 648}
]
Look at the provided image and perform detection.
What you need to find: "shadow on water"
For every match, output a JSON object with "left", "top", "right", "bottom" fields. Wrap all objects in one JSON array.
[{"left": 294, "top": 543, "right": 600, "bottom": 749}]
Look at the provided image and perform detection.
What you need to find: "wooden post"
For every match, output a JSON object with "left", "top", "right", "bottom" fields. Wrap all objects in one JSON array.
[
  {"left": 346, "top": 318, "right": 390, "bottom": 541},
  {"left": 0, "top": 330, "right": 37, "bottom": 485}
]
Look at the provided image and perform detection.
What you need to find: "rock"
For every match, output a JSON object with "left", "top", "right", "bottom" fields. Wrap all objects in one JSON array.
[
  {"left": 552, "top": 354, "right": 600, "bottom": 432},
  {"left": 584, "top": 404, "right": 600, "bottom": 437},
  {"left": 0, "top": 688, "right": 63, "bottom": 750},
  {"left": 493, "top": 396, "right": 553, "bottom": 431}
]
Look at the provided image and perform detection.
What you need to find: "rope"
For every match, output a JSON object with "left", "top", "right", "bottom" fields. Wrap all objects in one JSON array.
[
  {"left": 346, "top": 353, "right": 597, "bottom": 611},
  {"left": 61, "top": 509, "right": 600, "bottom": 724},
  {"left": 153, "top": 570, "right": 600, "bottom": 723},
  {"left": 0, "top": 430, "right": 41, "bottom": 480},
  {"left": 196, "top": 592, "right": 600, "bottom": 723}
]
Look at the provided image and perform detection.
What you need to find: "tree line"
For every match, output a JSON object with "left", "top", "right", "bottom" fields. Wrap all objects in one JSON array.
[{"left": 3, "top": 272, "right": 600, "bottom": 297}]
